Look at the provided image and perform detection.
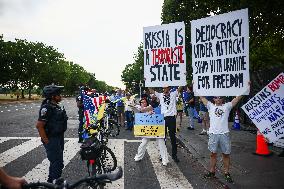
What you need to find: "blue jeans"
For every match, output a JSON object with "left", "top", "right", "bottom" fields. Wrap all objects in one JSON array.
[
  {"left": 186, "top": 106, "right": 195, "bottom": 128},
  {"left": 125, "top": 111, "right": 133, "bottom": 129}
]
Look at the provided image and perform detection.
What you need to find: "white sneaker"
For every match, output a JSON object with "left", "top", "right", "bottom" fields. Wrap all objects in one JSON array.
[
  {"left": 134, "top": 156, "right": 141, "bottom": 162},
  {"left": 162, "top": 161, "right": 168, "bottom": 166},
  {"left": 199, "top": 130, "right": 207, "bottom": 135}
]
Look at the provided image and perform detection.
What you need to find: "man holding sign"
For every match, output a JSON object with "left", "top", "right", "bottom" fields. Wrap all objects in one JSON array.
[
  {"left": 200, "top": 95, "right": 243, "bottom": 183},
  {"left": 149, "top": 86, "right": 180, "bottom": 162}
]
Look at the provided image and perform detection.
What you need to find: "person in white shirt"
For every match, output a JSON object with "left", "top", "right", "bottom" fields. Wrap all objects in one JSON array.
[
  {"left": 149, "top": 86, "right": 180, "bottom": 163},
  {"left": 133, "top": 98, "right": 169, "bottom": 166},
  {"left": 124, "top": 93, "right": 135, "bottom": 130},
  {"left": 200, "top": 95, "right": 243, "bottom": 183}
]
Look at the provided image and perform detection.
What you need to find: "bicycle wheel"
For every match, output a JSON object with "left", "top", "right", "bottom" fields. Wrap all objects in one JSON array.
[
  {"left": 85, "top": 160, "right": 105, "bottom": 189},
  {"left": 98, "top": 145, "right": 117, "bottom": 173}
]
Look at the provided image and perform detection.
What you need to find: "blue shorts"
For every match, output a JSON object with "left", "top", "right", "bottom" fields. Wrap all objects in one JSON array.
[{"left": 208, "top": 133, "right": 231, "bottom": 154}]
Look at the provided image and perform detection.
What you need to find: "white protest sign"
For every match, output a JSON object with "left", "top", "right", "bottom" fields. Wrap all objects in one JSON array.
[
  {"left": 241, "top": 73, "right": 284, "bottom": 142},
  {"left": 143, "top": 22, "right": 186, "bottom": 87},
  {"left": 191, "top": 8, "right": 249, "bottom": 96}
]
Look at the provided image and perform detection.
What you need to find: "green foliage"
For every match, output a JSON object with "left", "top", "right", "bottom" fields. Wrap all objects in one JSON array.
[
  {"left": 0, "top": 35, "right": 114, "bottom": 97},
  {"left": 161, "top": 0, "right": 284, "bottom": 91},
  {"left": 121, "top": 44, "right": 144, "bottom": 93}
]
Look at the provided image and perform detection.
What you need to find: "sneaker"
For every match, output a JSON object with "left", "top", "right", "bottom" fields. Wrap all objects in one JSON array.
[
  {"left": 199, "top": 130, "right": 207, "bottom": 135},
  {"left": 204, "top": 171, "right": 215, "bottom": 179},
  {"left": 159, "top": 157, "right": 162, "bottom": 162},
  {"left": 187, "top": 127, "right": 194, "bottom": 130},
  {"left": 224, "top": 173, "right": 234, "bottom": 183},
  {"left": 162, "top": 162, "right": 168, "bottom": 166},
  {"left": 134, "top": 157, "right": 142, "bottom": 162}
]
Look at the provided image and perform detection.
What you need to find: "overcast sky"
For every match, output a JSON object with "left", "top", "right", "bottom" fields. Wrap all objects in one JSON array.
[{"left": 0, "top": 0, "right": 164, "bottom": 88}]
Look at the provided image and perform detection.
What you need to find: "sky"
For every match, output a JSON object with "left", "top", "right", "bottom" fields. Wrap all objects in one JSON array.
[{"left": 0, "top": 0, "right": 164, "bottom": 89}]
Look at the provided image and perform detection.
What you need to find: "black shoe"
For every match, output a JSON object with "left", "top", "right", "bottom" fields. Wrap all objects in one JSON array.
[
  {"left": 187, "top": 127, "right": 194, "bottom": 130},
  {"left": 159, "top": 157, "right": 162, "bottom": 162},
  {"left": 224, "top": 173, "right": 234, "bottom": 183},
  {"left": 172, "top": 156, "right": 180, "bottom": 162},
  {"left": 204, "top": 171, "right": 216, "bottom": 179}
]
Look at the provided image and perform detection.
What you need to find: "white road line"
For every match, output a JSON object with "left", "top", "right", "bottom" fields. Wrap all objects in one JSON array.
[
  {"left": 0, "top": 138, "right": 42, "bottom": 167},
  {"left": 106, "top": 139, "right": 125, "bottom": 189},
  {"left": 147, "top": 141, "right": 193, "bottom": 189},
  {"left": 0, "top": 138, "right": 10, "bottom": 144},
  {"left": 24, "top": 138, "right": 81, "bottom": 182}
]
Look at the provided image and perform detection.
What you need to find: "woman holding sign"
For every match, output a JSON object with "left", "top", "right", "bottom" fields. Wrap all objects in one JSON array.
[{"left": 133, "top": 98, "right": 169, "bottom": 166}]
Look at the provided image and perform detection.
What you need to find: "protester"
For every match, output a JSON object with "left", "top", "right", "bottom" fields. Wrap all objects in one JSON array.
[
  {"left": 200, "top": 95, "right": 243, "bottom": 183},
  {"left": 0, "top": 168, "right": 27, "bottom": 189},
  {"left": 149, "top": 86, "right": 180, "bottom": 162},
  {"left": 36, "top": 84, "right": 68, "bottom": 183},
  {"left": 199, "top": 96, "right": 213, "bottom": 135},
  {"left": 114, "top": 89, "right": 125, "bottom": 127},
  {"left": 176, "top": 86, "right": 184, "bottom": 130},
  {"left": 124, "top": 93, "right": 135, "bottom": 130},
  {"left": 149, "top": 94, "right": 160, "bottom": 114},
  {"left": 184, "top": 85, "right": 195, "bottom": 130},
  {"left": 134, "top": 98, "right": 169, "bottom": 166}
]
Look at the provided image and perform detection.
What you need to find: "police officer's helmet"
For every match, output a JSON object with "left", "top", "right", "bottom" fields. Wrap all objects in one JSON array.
[{"left": 43, "top": 85, "right": 64, "bottom": 98}]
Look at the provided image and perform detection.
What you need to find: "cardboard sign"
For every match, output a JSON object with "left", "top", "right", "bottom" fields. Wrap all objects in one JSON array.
[
  {"left": 191, "top": 9, "right": 250, "bottom": 96},
  {"left": 242, "top": 73, "right": 284, "bottom": 142},
  {"left": 134, "top": 113, "right": 165, "bottom": 138},
  {"left": 143, "top": 22, "right": 186, "bottom": 87}
]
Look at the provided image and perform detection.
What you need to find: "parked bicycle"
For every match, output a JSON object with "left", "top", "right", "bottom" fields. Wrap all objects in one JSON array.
[
  {"left": 22, "top": 166, "right": 122, "bottom": 189},
  {"left": 79, "top": 118, "right": 118, "bottom": 189},
  {"left": 104, "top": 100, "right": 120, "bottom": 137}
]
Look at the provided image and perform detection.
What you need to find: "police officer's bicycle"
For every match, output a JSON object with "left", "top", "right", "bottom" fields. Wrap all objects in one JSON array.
[
  {"left": 22, "top": 166, "right": 122, "bottom": 189},
  {"left": 79, "top": 119, "right": 117, "bottom": 189}
]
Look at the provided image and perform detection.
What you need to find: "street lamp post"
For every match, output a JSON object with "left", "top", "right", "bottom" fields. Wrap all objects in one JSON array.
[{"left": 139, "top": 80, "right": 143, "bottom": 99}]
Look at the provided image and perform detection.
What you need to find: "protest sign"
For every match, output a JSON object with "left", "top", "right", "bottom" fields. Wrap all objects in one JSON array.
[
  {"left": 143, "top": 22, "right": 186, "bottom": 87},
  {"left": 242, "top": 73, "right": 284, "bottom": 142},
  {"left": 134, "top": 113, "right": 165, "bottom": 138},
  {"left": 191, "top": 8, "right": 249, "bottom": 96}
]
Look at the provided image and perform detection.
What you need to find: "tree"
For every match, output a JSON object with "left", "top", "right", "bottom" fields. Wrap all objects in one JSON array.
[
  {"left": 121, "top": 44, "right": 144, "bottom": 93},
  {"left": 161, "top": 0, "right": 284, "bottom": 91}
]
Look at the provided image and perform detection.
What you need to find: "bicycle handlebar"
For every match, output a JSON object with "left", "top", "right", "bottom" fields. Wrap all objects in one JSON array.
[{"left": 23, "top": 166, "right": 123, "bottom": 189}]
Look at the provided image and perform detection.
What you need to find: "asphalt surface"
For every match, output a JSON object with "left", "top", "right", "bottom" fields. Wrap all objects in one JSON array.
[{"left": 0, "top": 98, "right": 226, "bottom": 189}]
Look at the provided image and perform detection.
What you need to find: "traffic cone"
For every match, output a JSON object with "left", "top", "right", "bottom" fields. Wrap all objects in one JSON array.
[
  {"left": 232, "top": 111, "right": 241, "bottom": 130},
  {"left": 253, "top": 130, "right": 273, "bottom": 156}
]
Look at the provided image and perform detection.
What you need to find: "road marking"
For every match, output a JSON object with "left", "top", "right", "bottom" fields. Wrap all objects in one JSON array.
[
  {"left": 24, "top": 138, "right": 80, "bottom": 182},
  {"left": 106, "top": 139, "right": 125, "bottom": 189},
  {"left": 147, "top": 141, "right": 193, "bottom": 189},
  {"left": 0, "top": 137, "right": 42, "bottom": 167}
]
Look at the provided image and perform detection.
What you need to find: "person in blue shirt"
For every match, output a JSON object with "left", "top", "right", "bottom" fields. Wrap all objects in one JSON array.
[
  {"left": 114, "top": 89, "right": 125, "bottom": 126},
  {"left": 184, "top": 85, "right": 195, "bottom": 130}
]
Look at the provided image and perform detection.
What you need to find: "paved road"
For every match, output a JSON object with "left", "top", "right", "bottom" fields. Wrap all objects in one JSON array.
[{"left": 0, "top": 98, "right": 226, "bottom": 189}]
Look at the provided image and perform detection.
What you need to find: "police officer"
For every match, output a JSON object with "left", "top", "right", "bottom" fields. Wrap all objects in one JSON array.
[{"left": 36, "top": 84, "right": 68, "bottom": 183}]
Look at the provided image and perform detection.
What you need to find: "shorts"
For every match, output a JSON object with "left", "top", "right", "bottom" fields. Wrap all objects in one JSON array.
[
  {"left": 117, "top": 106, "right": 124, "bottom": 116},
  {"left": 208, "top": 133, "right": 231, "bottom": 154},
  {"left": 199, "top": 111, "right": 209, "bottom": 121},
  {"left": 177, "top": 110, "right": 183, "bottom": 113}
]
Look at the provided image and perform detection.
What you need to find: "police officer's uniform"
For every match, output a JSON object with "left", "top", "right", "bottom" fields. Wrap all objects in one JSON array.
[{"left": 38, "top": 99, "right": 68, "bottom": 183}]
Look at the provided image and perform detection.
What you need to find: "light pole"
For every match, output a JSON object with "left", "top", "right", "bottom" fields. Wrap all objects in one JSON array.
[{"left": 139, "top": 80, "right": 143, "bottom": 99}]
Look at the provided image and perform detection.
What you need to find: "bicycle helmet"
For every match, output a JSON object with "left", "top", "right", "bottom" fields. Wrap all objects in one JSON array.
[{"left": 43, "top": 84, "right": 64, "bottom": 98}]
